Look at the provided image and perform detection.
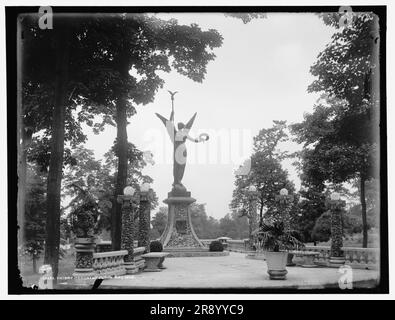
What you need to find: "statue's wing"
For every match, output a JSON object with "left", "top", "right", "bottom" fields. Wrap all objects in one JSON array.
[
  {"left": 155, "top": 113, "right": 168, "bottom": 127},
  {"left": 185, "top": 112, "right": 197, "bottom": 130},
  {"left": 156, "top": 113, "right": 175, "bottom": 142}
]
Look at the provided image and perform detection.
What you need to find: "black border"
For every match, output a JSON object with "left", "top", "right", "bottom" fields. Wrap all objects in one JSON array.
[{"left": 7, "top": 5, "right": 388, "bottom": 295}]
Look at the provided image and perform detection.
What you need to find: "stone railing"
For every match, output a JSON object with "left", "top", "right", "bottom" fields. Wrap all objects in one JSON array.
[
  {"left": 93, "top": 241, "right": 146, "bottom": 275},
  {"left": 227, "top": 239, "right": 250, "bottom": 252},
  {"left": 343, "top": 247, "right": 379, "bottom": 269},
  {"left": 92, "top": 250, "right": 128, "bottom": 277},
  {"left": 300, "top": 246, "right": 379, "bottom": 270}
]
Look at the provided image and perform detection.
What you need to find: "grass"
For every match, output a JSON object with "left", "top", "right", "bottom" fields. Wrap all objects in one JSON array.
[{"left": 18, "top": 248, "right": 76, "bottom": 288}]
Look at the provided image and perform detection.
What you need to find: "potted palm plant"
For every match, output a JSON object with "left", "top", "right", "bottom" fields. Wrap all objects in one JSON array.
[{"left": 254, "top": 221, "right": 303, "bottom": 280}]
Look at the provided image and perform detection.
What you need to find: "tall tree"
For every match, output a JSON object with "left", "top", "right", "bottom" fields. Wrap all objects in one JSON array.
[
  {"left": 291, "top": 12, "right": 380, "bottom": 247},
  {"left": 22, "top": 164, "right": 46, "bottom": 273},
  {"left": 231, "top": 121, "right": 295, "bottom": 225},
  {"left": 21, "top": 15, "right": 110, "bottom": 278},
  {"left": 43, "top": 22, "right": 71, "bottom": 279},
  {"left": 77, "top": 14, "right": 223, "bottom": 249},
  {"left": 151, "top": 207, "right": 168, "bottom": 238},
  {"left": 293, "top": 184, "right": 327, "bottom": 243}
]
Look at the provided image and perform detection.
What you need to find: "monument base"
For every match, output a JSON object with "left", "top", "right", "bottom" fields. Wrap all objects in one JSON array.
[{"left": 160, "top": 187, "right": 214, "bottom": 257}]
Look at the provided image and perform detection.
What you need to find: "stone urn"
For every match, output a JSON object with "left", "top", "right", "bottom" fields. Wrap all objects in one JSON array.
[{"left": 264, "top": 251, "right": 288, "bottom": 280}]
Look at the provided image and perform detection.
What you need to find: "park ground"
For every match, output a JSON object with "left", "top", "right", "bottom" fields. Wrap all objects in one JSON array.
[
  {"left": 18, "top": 233, "right": 379, "bottom": 287},
  {"left": 19, "top": 249, "right": 379, "bottom": 290},
  {"left": 96, "top": 252, "right": 379, "bottom": 289}
]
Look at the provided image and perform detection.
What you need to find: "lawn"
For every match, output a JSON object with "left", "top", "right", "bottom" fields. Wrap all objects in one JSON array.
[{"left": 18, "top": 248, "right": 76, "bottom": 288}]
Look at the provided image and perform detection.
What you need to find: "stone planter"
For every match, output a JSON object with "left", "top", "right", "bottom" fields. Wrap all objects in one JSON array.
[
  {"left": 142, "top": 252, "right": 170, "bottom": 272},
  {"left": 264, "top": 251, "right": 288, "bottom": 280}
]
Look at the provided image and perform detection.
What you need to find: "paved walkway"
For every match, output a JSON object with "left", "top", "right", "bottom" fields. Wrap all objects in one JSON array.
[{"left": 100, "top": 252, "right": 379, "bottom": 289}]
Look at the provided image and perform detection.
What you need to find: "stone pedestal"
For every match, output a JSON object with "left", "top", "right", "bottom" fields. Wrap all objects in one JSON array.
[
  {"left": 160, "top": 188, "right": 206, "bottom": 256},
  {"left": 268, "top": 269, "right": 288, "bottom": 280},
  {"left": 73, "top": 238, "right": 96, "bottom": 285}
]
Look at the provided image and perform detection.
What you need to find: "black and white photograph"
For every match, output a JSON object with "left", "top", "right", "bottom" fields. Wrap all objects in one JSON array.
[{"left": 4, "top": 3, "right": 389, "bottom": 297}]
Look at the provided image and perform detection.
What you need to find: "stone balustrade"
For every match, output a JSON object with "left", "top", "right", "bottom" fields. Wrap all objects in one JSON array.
[
  {"left": 199, "top": 240, "right": 379, "bottom": 270},
  {"left": 300, "top": 246, "right": 379, "bottom": 269},
  {"left": 93, "top": 241, "right": 146, "bottom": 275},
  {"left": 92, "top": 250, "right": 128, "bottom": 277},
  {"left": 343, "top": 247, "right": 379, "bottom": 269},
  {"left": 228, "top": 239, "right": 250, "bottom": 252}
]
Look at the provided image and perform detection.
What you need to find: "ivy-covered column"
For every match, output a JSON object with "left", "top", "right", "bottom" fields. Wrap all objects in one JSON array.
[
  {"left": 138, "top": 183, "right": 153, "bottom": 252},
  {"left": 246, "top": 186, "right": 259, "bottom": 251},
  {"left": 117, "top": 186, "right": 139, "bottom": 274},
  {"left": 275, "top": 188, "right": 295, "bottom": 266},
  {"left": 326, "top": 192, "right": 346, "bottom": 267}
]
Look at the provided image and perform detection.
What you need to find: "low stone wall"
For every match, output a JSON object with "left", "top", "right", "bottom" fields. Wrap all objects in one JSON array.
[
  {"left": 227, "top": 240, "right": 250, "bottom": 252},
  {"left": 300, "top": 246, "right": 379, "bottom": 270},
  {"left": 200, "top": 240, "right": 379, "bottom": 269},
  {"left": 93, "top": 250, "right": 128, "bottom": 277}
]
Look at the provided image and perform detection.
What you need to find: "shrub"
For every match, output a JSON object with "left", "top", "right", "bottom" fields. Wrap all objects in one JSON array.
[
  {"left": 209, "top": 240, "right": 224, "bottom": 252},
  {"left": 150, "top": 240, "right": 163, "bottom": 252}
]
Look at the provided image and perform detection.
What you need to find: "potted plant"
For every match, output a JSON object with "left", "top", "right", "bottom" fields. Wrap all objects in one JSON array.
[{"left": 254, "top": 221, "right": 303, "bottom": 280}]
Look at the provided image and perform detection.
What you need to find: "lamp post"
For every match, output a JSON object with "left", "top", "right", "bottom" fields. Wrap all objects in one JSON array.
[
  {"left": 138, "top": 182, "right": 154, "bottom": 252},
  {"left": 117, "top": 185, "right": 139, "bottom": 274},
  {"left": 246, "top": 185, "right": 259, "bottom": 251},
  {"left": 326, "top": 192, "right": 346, "bottom": 267},
  {"left": 275, "top": 188, "right": 295, "bottom": 266},
  {"left": 275, "top": 188, "right": 294, "bottom": 231}
]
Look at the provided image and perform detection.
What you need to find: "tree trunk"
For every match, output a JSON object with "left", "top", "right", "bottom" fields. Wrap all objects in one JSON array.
[
  {"left": 44, "top": 27, "right": 70, "bottom": 281},
  {"left": 32, "top": 254, "right": 37, "bottom": 274},
  {"left": 112, "top": 95, "right": 129, "bottom": 250},
  {"left": 259, "top": 198, "right": 264, "bottom": 225},
  {"left": 360, "top": 175, "right": 368, "bottom": 248},
  {"left": 18, "top": 129, "right": 32, "bottom": 245}
]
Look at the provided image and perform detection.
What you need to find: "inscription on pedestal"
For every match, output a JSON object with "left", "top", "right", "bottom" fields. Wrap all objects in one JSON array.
[{"left": 176, "top": 220, "right": 187, "bottom": 234}]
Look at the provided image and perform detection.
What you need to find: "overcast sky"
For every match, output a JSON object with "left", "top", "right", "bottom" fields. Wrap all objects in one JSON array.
[{"left": 83, "top": 13, "right": 335, "bottom": 219}]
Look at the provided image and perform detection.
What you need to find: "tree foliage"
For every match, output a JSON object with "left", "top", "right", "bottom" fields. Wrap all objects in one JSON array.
[
  {"left": 291, "top": 12, "right": 380, "bottom": 247},
  {"left": 231, "top": 121, "right": 295, "bottom": 223}
]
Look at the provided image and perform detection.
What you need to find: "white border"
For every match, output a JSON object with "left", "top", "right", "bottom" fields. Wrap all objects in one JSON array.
[{"left": 1, "top": 0, "right": 393, "bottom": 300}]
